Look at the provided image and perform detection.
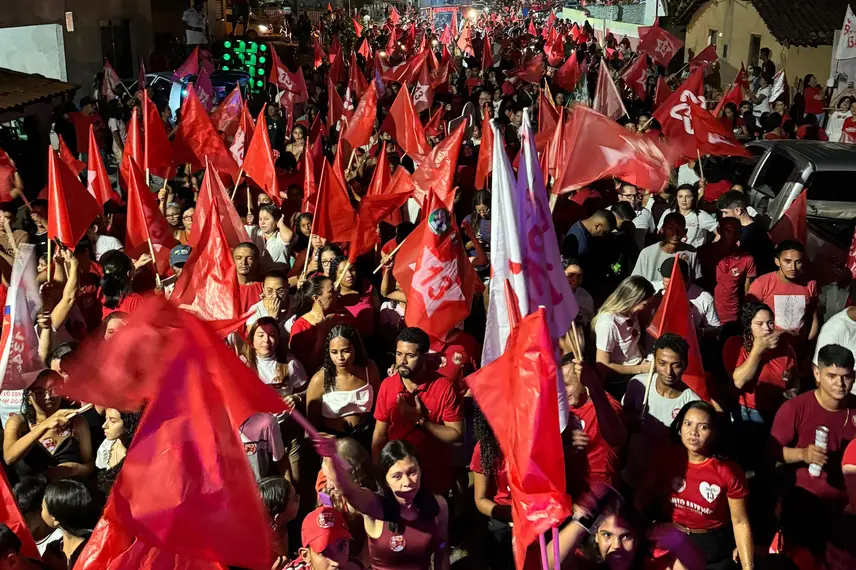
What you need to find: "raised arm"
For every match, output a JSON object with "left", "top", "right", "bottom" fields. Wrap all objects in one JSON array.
[{"left": 315, "top": 436, "right": 385, "bottom": 520}]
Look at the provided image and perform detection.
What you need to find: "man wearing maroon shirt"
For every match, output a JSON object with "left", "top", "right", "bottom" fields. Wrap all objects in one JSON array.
[
  {"left": 233, "top": 242, "right": 264, "bottom": 314},
  {"left": 372, "top": 327, "right": 464, "bottom": 495},
  {"left": 698, "top": 217, "right": 757, "bottom": 324},
  {"left": 770, "top": 344, "right": 856, "bottom": 555},
  {"left": 560, "top": 353, "right": 626, "bottom": 499}
]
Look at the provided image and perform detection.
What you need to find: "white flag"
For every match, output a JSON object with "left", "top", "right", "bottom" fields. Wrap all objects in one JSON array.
[
  {"left": 837, "top": 5, "right": 856, "bottom": 60},
  {"left": 769, "top": 70, "right": 787, "bottom": 104},
  {"left": 0, "top": 245, "right": 44, "bottom": 390}
]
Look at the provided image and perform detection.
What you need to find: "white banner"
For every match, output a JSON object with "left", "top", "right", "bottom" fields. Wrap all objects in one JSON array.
[
  {"left": 836, "top": 5, "right": 856, "bottom": 60},
  {"left": 0, "top": 244, "right": 43, "bottom": 391}
]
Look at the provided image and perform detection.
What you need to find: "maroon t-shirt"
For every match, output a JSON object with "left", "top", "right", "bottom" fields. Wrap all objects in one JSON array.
[
  {"left": 564, "top": 393, "right": 625, "bottom": 499},
  {"left": 770, "top": 391, "right": 856, "bottom": 503},
  {"left": 698, "top": 244, "right": 756, "bottom": 323}
]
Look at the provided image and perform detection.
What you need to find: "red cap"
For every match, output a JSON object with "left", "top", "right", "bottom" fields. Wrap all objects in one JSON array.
[{"left": 301, "top": 507, "right": 351, "bottom": 552}]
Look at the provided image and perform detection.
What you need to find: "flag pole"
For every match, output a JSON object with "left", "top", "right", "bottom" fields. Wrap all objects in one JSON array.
[
  {"left": 145, "top": 167, "right": 151, "bottom": 187},
  {"left": 46, "top": 237, "right": 52, "bottom": 282},
  {"left": 230, "top": 169, "right": 244, "bottom": 201},
  {"left": 333, "top": 259, "right": 350, "bottom": 288},
  {"left": 301, "top": 171, "right": 325, "bottom": 279},
  {"left": 538, "top": 534, "right": 550, "bottom": 570},
  {"left": 247, "top": 186, "right": 252, "bottom": 217},
  {"left": 552, "top": 527, "right": 561, "bottom": 570},
  {"left": 372, "top": 236, "right": 407, "bottom": 274},
  {"left": 146, "top": 238, "right": 162, "bottom": 289},
  {"left": 696, "top": 149, "right": 705, "bottom": 180},
  {"left": 640, "top": 358, "right": 657, "bottom": 419}
]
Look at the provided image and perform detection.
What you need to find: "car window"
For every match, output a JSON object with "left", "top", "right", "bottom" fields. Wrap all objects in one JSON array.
[
  {"left": 805, "top": 171, "right": 856, "bottom": 202},
  {"left": 753, "top": 152, "right": 797, "bottom": 198}
]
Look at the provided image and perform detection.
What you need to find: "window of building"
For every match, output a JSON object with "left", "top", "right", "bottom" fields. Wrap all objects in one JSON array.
[
  {"left": 708, "top": 29, "right": 718, "bottom": 47},
  {"left": 749, "top": 35, "right": 762, "bottom": 67}
]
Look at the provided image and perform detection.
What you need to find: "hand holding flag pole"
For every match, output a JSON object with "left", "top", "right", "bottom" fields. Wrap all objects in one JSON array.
[{"left": 372, "top": 237, "right": 408, "bottom": 274}]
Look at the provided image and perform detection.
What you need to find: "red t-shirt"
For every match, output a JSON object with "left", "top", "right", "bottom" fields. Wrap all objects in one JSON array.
[
  {"left": 770, "top": 391, "right": 856, "bottom": 503},
  {"left": 374, "top": 372, "right": 463, "bottom": 495},
  {"left": 723, "top": 336, "right": 797, "bottom": 412},
  {"left": 844, "top": 438, "right": 856, "bottom": 468},
  {"left": 429, "top": 331, "right": 480, "bottom": 396},
  {"left": 102, "top": 292, "right": 145, "bottom": 320},
  {"left": 469, "top": 441, "right": 511, "bottom": 507},
  {"left": 699, "top": 244, "right": 756, "bottom": 323},
  {"left": 238, "top": 281, "right": 264, "bottom": 314},
  {"left": 841, "top": 116, "right": 856, "bottom": 143},
  {"left": 747, "top": 272, "right": 818, "bottom": 338},
  {"left": 77, "top": 271, "right": 104, "bottom": 333},
  {"left": 564, "top": 394, "right": 625, "bottom": 498},
  {"left": 288, "top": 313, "right": 354, "bottom": 374},
  {"left": 804, "top": 86, "right": 825, "bottom": 115},
  {"left": 656, "top": 448, "right": 748, "bottom": 531}
]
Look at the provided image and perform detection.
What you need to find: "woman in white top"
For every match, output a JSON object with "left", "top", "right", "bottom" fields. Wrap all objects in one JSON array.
[
  {"left": 96, "top": 408, "right": 140, "bottom": 495},
  {"left": 242, "top": 317, "right": 308, "bottom": 405},
  {"left": 305, "top": 324, "right": 380, "bottom": 451},
  {"left": 657, "top": 184, "right": 718, "bottom": 248},
  {"left": 825, "top": 96, "right": 853, "bottom": 143},
  {"left": 592, "top": 276, "right": 655, "bottom": 380},
  {"left": 246, "top": 204, "right": 294, "bottom": 273}
]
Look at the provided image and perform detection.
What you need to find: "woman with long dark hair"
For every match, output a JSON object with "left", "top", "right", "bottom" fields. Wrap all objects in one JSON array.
[
  {"left": 99, "top": 250, "right": 145, "bottom": 319},
  {"left": 41, "top": 480, "right": 100, "bottom": 568},
  {"left": 3, "top": 370, "right": 93, "bottom": 481},
  {"left": 305, "top": 324, "right": 380, "bottom": 450},
  {"left": 96, "top": 408, "right": 141, "bottom": 495},
  {"left": 640, "top": 401, "right": 754, "bottom": 570},
  {"left": 657, "top": 184, "right": 717, "bottom": 248},
  {"left": 462, "top": 190, "right": 491, "bottom": 258},
  {"left": 242, "top": 316, "right": 308, "bottom": 398},
  {"left": 246, "top": 203, "right": 294, "bottom": 273},
  {"left": 314, "top": 438, "right": 450, "bottom": 570},
  {"left": 330, "top": 257, "right": 379, "bottom": 340},
  {"left": 290, "top": 275, "right": 354, "bottom": 374}
]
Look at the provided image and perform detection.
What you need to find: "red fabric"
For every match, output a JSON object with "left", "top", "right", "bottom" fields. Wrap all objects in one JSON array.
[
  {"left": 343, "top": 81, "right": 378, "bottom": 150},
  {"left": 374, "top": 372, "right": 462, "bottom": 494},
  {"left": 388, "top": 5, "right": 400, "bottom": 24},
  {"left": 713, "top": 83, "right": 744, "bottom": 118},
  {"left": 539, "top": 87, "right": 559, "bottom": 133},
  {"left": 424, "top": 105, "right": 445, "bottom": 137},
  {"left": 270, "top": 51, "right": 308, "bottom": 104},
  {"left": 769, "top": 190, "right": 807, "bottom": 245},
  {"left": 457, "top": 21, "right": 474, "bottom": 57},
  {"left": 647, "top": 257, "right": 711, "bottom": 401},
  {"left": 593, "top": 61, "right": 627, "bottom": 120},
  {"left": 0, "top": 148, "right": 18, "bottom": 202},
  {"left": 64, "top": 298, "right": 283, "bottom": 570},
  {"left": 102, "top": 292, "right": 146, "bottom": 320},
  {"left": 58, "top": 135, "right": 85, "bottom": 174},
  {"left": 653, "top": 75, "right": 672, "bottom": 110},
  {"left": 193, "top": 164, "right": 250, "bottom": 250},
  {"left": 173, "top": 46, "right": 199, "bottom": 79},
  {"left": 747, "top": 272, "right": 818, "bottom": 336},
  {"left": 173, "top": 88, "right": 239, "bottom": 179},
  {"left": 326, "top": 78, "right": 346, "bottom": 132},
  {"left": 141, "top": 90, "right": 172, "bottom": 179},
  {"left": 243, "top": 105, "right": 281, "bottom": 205},
  {"left": 475, "top": 106, "right": 493, "bottom": 190},
  {"left": 844, "top": 438, "right": 856, "bottom": 467},
  {"left": 124, "top": 157, "right": 177, "bottom": 275},
  {"left": 637, "top": 22, "right": 683, "bottom": 66},
  {"left": 348, "top": 191, "right": 411, "bottom": 263},
  {"left": 313, "top": 159, "right": 356, "bottom": 243},
  {"left": 688, "top": 103, "right": 752, "bottom": 158},
  {"left": 430, "top": 332, "right": 480, "bottom": 395},
  {"left": 689, "top": 44, "right": 718, "bottom": 70},
  {"left": 413, "top": 62, "right": 434, "bottom": 114},
  {"left": 119, "top": 107, "right": 144, "bottom": 190},
  {"left": 379, "top": 85, "right": 431, "bottom": 158},
  {"left": 481, "top": 34, "right": 494, "bottom": 70},
  {"left": 470, "top": 441, "right": 512, "bottom": 506},
  {"left": 544, "top": 108, "right": 568, "bottom": 179},
  {"left": 47, "top": 147, "right": 101, "bottom": 248},
  {"left": 410, "top": 121, "right": 466, "bottom": 209},
  {"left": 654, "top": 449, "right": 748, "bottom": 531},
  {"left": 68, "top": 112, "right": 98, "bottom": 154},
  {"left": 302, "top": 139, "right": 319, "bottom": 213},
  {"left": 804, "top": 86, "right": 825, "bottom": 115},
  {"left": 652, "top": 68, "right": 707, "bottom": 164},
  {"left": 328, "top": 49, "right": 346, "bottom": 86},
  {"left": 0, "top": 467, "right": 39, "bottom": 559},
  {"left": 465, "top": 308, "right": 572, "bottom": 570},
  {"left": 621, "top": 54, "right": 649, "bottom": 101},
  {"left": 771, "top": 391, "right": 856, "bottom": 502},
  {"left": 352, "top": 17, "right": 363, "bottom": 37},
  {"left": 545, "top": 34, "right": 564, "bottom": 68},
  {"left": 723, "top": 335, "right": 797, "bottom": 412},
  {"left": 348, "top": 52, "right": 369, "bottom": 101},
  {"left": 238, "top": 281, "right": 263, "bottom": 314},
  {"left": 86, "top": 125, "right": 120, "bottom": 207},
  {"left": 565, "top": 394, "right": 625, "bottom": 498},
  {"left": 528, "top": 20, "right": 537, "bottom": 37},
  {"left": 313, "top": 38, "right": 326, "bottom": 69},
  {"left": 195, "top": 69, "right": 215, "bottom": 112},
  {"left": 211, "top": 86, "right": 243, "bottom": 137},
  {"left": 698, "top": 246, "right": 756, "bottom": 323},
  {"left": 230, "top": 102, "right": 255, "bottom": 164},
  {"left": 553, "top": 105, "right": 670, "bottom": 194},
  {"left": 507, "top": 53, "right": 544, "bottom": 84},
  {"left": 358, "top": 38, "right": 371, "bottom": 60}
]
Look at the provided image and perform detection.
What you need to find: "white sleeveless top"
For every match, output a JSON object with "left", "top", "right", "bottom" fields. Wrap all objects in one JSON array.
[{"left": 321, "top": 383, "right": 375, "bottom": 419}]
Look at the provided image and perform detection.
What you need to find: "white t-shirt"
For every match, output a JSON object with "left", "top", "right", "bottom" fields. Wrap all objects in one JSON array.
[
  {"left": 677, "top": 164, "right": 700, "bottom": 187},
  {"left": 632, "top": 243, "right": 701, "bottom": 284},
  {"left": 754, "top": 86, "right": 772, "bottom": 116},
  {"left": 94, "top": 234, "right": 124, "bottom": 261},
  {"left": 245, "top": 226, "right": 291, "bottom": 273},
  {"left": 246, "top": 300, "right": 289, "bottom": 338},
  {"left": 594, "top": 312, "right": 645, "bottom": 366},
  {"left": 35, "top": 528, "right": 63, "bottom": 556},
  {"left": 256, "top": 354, "right": 308, "bottom": 393},
  {"left": 651, "top": 282, "right": 721, "bottom": 330},
  {"left": 657, "top": 209, "right": 718, "bottom": 249},
  {"left": 107, "top": 118, "right": 126, "bottom": 143},
  {"left": 574, "top": 287, "right": 595, "bottom": 326},
  {"left": 182, "top": 8, "right": 208, "bottom": 45},
  {"left": 813, "top": 309, "right": 856, "bottom": 368}
]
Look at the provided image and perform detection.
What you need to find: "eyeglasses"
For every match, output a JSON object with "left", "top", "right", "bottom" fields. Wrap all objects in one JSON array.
[
  {"left": 182, "top": 215, "right": 194, "bottom": 221},
  {"left": 321, "top": 260, "right": 333, "bottom": 267}
]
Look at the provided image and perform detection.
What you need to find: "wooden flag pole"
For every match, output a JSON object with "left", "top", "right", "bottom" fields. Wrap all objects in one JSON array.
[
  {"left": 230, "top": 169, "right": 244, "bottom": 201},
  {"left": 333, "top": 259, "right": 350, "bottom": 289},
  {"left": 696, "top": 149, "right": 705, "bottom": 180},
  {"left": 46, "top": 238, "right": 52, "bottom": 282},
  {"left": 640, "top": 357, "right": 657, "bottom": 419},
  {"left": 247, "top": 186, "right": 252, "bottom": 217},
  {"left": 146, "top": 237, "right": 162, "bottom": 288},
  {"left": 145, "top": 167, "right": 151, "bottom": 187},
  {"left": 372, "top": 237, "right": 407, "bottom": 274},
  {"left": 346, "top": 148, "right": 357, "bottom": 172}
]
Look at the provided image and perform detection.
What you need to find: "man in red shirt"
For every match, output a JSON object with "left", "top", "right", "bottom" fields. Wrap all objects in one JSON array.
[
  {"left": 372, "top": 327, "right": 464, "bottom": 495},
  {"left": 698, "top": 217, "right": 757, "bottom": 324},
  {"left": 233, "top": 242, "right": 263, "bottom": 313},
  {"left": 561, "top": 353, "right": 626, "bottom": 499},
  {"left": 770, "top": 344, "right": 856, "bottom": 555},
  {"left": 747, "top": 240, "right": 819, "bottom": 344}
]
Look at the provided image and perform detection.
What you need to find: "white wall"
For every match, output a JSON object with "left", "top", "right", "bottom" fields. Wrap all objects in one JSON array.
[{"left": 0, "top": 24, "right": 67, "bottom": 81}]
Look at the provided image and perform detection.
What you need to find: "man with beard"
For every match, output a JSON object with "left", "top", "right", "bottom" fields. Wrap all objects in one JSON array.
[{"left": 372, "top": 327, "right": 464, "bottom": 495}]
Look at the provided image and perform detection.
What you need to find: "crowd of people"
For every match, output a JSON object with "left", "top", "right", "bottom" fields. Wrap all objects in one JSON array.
[{"left": 0, "top": 2, "right": 856, "bottom": 570}]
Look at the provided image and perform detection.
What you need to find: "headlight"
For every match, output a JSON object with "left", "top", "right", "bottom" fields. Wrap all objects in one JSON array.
[{"left": 258, "top": 24, "right": 269, "bottom": 32}]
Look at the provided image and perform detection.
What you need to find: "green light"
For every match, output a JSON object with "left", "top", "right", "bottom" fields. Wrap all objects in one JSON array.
[
  {"left": 223, "top": 53, "right": 231, "bottom": 61},
  {"left": 238, "top": 40, "right": 245, "bottom": 47},
  {"left": 258, "top": 56, "right": 266, "bottom": 64},
  {"left": 260, "top": 44, "right": 267, "bottom": 51},
  {"left": 256, "top": 80, "right": 263, "bottom": 87},
  {"left": 221, "top": 65, "right": 230, "bottom": 71},
  {"left": 224, "top": 40, "right": 232, "bottom": 49},
  {"left": 257, "top": 68, "right": 265, "bottom": 76}
]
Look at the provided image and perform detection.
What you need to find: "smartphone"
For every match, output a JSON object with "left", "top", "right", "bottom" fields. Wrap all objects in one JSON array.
[{"left": 318, "top": 492, "right": 333, "bottom": 508}]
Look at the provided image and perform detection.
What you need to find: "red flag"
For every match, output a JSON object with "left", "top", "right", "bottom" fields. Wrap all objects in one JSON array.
[
  {"left": 173, "top": 87, "right": 239, "bottom": 179},
  {"left": 171, "top": 192, "right": 241, "bottom": 324},
  {"left": 713, "top": 79, "right": 746, "bottom": 118},
  {"left": 125, "top": 157, "right": 177, "bottom": 274},
  {"left": 58, "top": 135, "right": 85, "bottom": 175},
  {"left": 0, "top": 468, "right": 39, "bottom": 559},
  {"left": 653, "top": 75, "right": 672, "bottom": 109},
  {"left": 380, "top": 85, "right": 431, "bottom": 158},
  {"left": 173, "top": 45, "right": 199, "bottom": 79},
  {"left": 545, "top": 34, "right": 564, "bottom": 68},
  {"left": 652, "top": 67, "right": 706, "bottom": 158},
  {"left": 230, "top": 102, "right": 255, "bottom": 166},
  {"left": 343, "top": 81, "right": 378, "bottom": 149},
  {"left": 539, "top": 86, "right": 559, "bottom": 133},
  {"left": 193, "top": 162, "right": 250, "bottom": 250},
  {"left": 137, "top": 59, "right": 147, "bottom": 96},
  {"left": 553, "top": 52, "right": 582, "bottom": 92},
  {"left": 424, "top": 104, "right": 445, "bottom": 137},
  {"left": 47, "top": 147, "right": 100, "bottom": 248},
  {"left": 141, "top": 89, "right": 172, "bottom": 179},
  {"left": 594, "top": 61, "right": 627, "bottom": 120},
  {"left": 475, "top": 106, "right": 493, "bottom": 190},
  {"left": 528, "top": 20, "right": 537, "bottom": 37},
  {"left": 735, "top": 62, "right": 749, "bottom": 89},
  {"left": 101, "top": 59, "right": 123, "bottom": 99},
  {"left": 242, "top": 105, "right": 281, "bottom": 205},
  {"left": 768, "top": 190, "right": 807, "bottom": 245},
  {"left": 313, "top": 160, "right": 356, "bottom": 243},
  {"left": 86, "top": 125, "right": 120, "bottom": 207},
  {"left": 195, "top": 68, "right": 215, "bottom": 112},
  {"left": 348, "top": 191, "right": 412, "bottom": 263},
  {"left": 637, "top": 22, "right": 683, "bottom": 66},
  {"left": 466, "top": 307, "right": 572, "bottom": 570},
  {"left": 481, "top": 34, "right": 494, "bottom": 70},
  {"left": 329, "top": 48, "right": 346, "bottom": 85},
  {"left": 411, "top": 121, "right": 466, "bottom": 209},
  {"left": 352, "top": 17, "right": 363, "bottom": 36},
  {"left": 119, "top": 107, "right": 143, "bottom": 189},
  {"left": 389, "top": 5, "right": 400, "bottom": 24},
  {"left": 348, "top": 52, "right": 369, "bottom": 100},
  {"left": 507, "top": 53, "right": 544, "bottom": 84},
  {"left": 439, "top": 25, "right": 451, "bottom": 45},
  {"left": 67, "top": 112, "right": 98, "bottom": 156},
  {"left": 211, "top": 86, "right": 244, "bottom": 138},
  {"left": 302, "top": 137, "right": 322, "bottom": 213},
  {"left": 554, "top": 105, "right": 670, "bottom": 194},
  {"left": 412, "top": 60, "right": 434, "bottom": 114},
  {"left": 621, "top": 54, "right": 649, "bottom": 101},
  {"left": 64, "top": 299, "right": 283, "bottom": 570},
  {"left": 647, "top": 257, "right": 710, "bottom": 402},
  {"left": 689, "top": 44, "right": 718, "bottom": 70},
  {"left": 313, "top": 38, "right": 326, "bottom": 69},
  {"left": 381, "top": 50, "right": 429, "bottom": 84},
  {"left": 545, "top": 108, "right": 569, "bottom": 179},
  {"left": 457, "top": 21, "right": 474, "bottom": 57},
  {"left": 393, "top": 201, "right": 481, "bottom": 340},
  {"left": 687, "top": 103, "right": 751, "bottom": 158},
  {"left": 358, "top": 38, "right": 371, "bottom": 59},
  {"left": 270, "top": 50, "right": 308, "bottom": 104},
  {"left": 327, "top": 78, "right": 347, "bottom": 132},
  {"left": 367, "top": 142, "right": 392, "bottom": 197}
]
